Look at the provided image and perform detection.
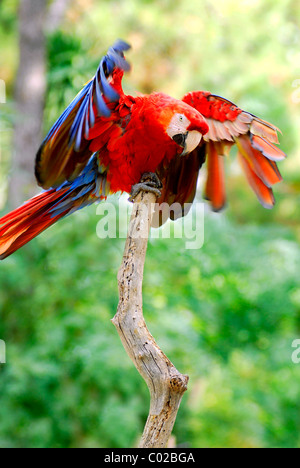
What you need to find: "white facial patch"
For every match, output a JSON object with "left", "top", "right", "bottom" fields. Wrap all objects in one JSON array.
[
  {"left": 166, "top": 113, "right": 191, "bottom": 139},
  {"left": 166, "top": 113, "right": 202, "bottom": 155}
]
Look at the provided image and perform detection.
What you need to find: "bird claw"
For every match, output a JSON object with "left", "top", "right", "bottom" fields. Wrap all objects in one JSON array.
[
  {"left": 140, "top": 172, "right": 163, "bottom": 189},
  {"left": 129, "top": 172, "right": 162, "bottom": 202}
]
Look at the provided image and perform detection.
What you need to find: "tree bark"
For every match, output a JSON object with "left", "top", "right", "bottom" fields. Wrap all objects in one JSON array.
[{"left": 112, "top": 191, "right": 189, "bottom": 448}]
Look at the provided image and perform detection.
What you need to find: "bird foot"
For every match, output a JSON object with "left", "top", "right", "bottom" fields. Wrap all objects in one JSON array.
[{"left": 129, "top": 172, "right": 163, "bottom": 202}]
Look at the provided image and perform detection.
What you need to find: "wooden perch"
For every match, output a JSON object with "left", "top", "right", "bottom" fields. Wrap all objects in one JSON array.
[{"left": 112, "top": 190, "right": 189, "bottom": 448}]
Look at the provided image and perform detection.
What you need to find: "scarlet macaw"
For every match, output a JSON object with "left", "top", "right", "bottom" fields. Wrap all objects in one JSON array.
[{"left": 0, "top": 40, "right": 286, "bottom": 259}]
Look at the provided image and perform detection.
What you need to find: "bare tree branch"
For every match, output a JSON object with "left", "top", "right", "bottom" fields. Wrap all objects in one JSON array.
[{"left": 112, "top": 191, "right": 189, "bottom": 448}]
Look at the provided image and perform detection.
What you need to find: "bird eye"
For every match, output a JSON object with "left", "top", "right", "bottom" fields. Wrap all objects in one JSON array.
[{"left": 179, "top": 115, "right": 184, "bottom": 122}]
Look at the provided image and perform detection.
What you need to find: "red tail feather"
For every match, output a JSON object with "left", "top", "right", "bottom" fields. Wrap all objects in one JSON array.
[{"left": 0, "top": 189, "right": 69, "bottom": 260}]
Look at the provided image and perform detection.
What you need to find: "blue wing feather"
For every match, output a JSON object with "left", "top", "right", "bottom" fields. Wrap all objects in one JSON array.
[
  {"left": 69, "top": 40, "right": 131, "bottom": 150},
  {"left": 49, "top": 153, "right": 109, "bottom": 217},
  {"left": 40, "top": 39, "right": 130, "bottom": 151},
  {"left": 35, "top": 40, "right": 131, "bottom": 189},
  {"left": 47, "top": 81, "right": 93, "bottom": 142}
]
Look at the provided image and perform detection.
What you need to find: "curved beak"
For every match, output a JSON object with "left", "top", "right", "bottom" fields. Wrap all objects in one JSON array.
[
  {"left": 178, "top": 114, "right": 208, "bottom": 156},
  {"left": 181, "top": 131, "right": 202, "bottom": 156}
]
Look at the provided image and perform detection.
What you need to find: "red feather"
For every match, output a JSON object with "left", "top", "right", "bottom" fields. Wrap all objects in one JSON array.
[
  {"left": 204, "top": 142, "right": 226, "bottom": 211},
  {"left": 238, "top": 152, "right": 275, "bottom": 209},
  {"left": 0, "top": 190, "right": 68, "bottom": 260},
  {"left": 0, "top": 41, "right": 286, "bottom": 259}
]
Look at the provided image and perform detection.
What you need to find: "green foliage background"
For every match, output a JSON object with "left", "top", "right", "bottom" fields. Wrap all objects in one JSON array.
[{"left": 0, "top": 0, "right": 300, "bottom": 448}]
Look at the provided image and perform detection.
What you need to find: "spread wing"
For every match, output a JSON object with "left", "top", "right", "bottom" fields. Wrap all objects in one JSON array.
[
  {"left": 35, "top": 40, "right": 131, "bottom": 190},
  {"left": 182, "top": 91, "right": 286, "bottom": 211}
]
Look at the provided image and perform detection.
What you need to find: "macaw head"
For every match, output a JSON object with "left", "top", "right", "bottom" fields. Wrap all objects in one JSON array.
[{"left": 158, "top": 96, "right": 209, "bottom": 155}]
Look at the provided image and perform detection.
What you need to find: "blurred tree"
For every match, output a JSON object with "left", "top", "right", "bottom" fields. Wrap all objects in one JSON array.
[
  {"left": 8, "top": 0, "right": 47, "bottom": 208},
  {"left": 1, "top": 0, "right": 300, "bottom": 449},
  {"left": 46, "top": 0, "right": 71, "bottom": 33},
  {"left": 8, "top": 0, "right": 71, "bottom": 208}
]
